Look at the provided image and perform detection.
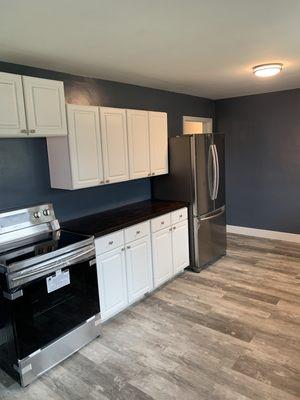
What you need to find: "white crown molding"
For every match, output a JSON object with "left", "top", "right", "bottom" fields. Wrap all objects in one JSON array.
[{"left": 227, "top": 225, "right": 300, "bottom": 244}]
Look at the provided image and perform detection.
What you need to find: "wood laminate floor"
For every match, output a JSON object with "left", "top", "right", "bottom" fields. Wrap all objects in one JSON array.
[{"left": 1, "top": 234, "right": 299, "bottom": 400}]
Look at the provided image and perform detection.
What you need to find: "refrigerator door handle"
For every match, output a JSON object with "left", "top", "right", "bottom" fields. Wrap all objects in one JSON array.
[
  {"left": 208, "top": 144, "right": 215, "bottom": 200},
  {"left": 212, "top": 144, "right": 219, "bottom": 200},
  {"left": 199, "top": 206, "right": 225, "bottom": 222}
]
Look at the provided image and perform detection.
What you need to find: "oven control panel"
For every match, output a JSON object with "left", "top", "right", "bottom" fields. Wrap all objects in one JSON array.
[
  {"left": 30, "top": 205, "right": 55, "bottom": 224},
  {"left": 0, "top": 204, "right": 56, "bottom": 235}
]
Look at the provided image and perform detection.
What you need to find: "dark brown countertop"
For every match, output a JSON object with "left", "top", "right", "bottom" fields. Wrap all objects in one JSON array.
[{"left": 62, "top": 200, "right": 188, "bottom": 238}]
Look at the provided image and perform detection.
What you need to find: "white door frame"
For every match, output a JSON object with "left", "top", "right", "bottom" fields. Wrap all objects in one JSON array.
[{"left": 183, "top": 116, "right": 213, "bottom": 134}]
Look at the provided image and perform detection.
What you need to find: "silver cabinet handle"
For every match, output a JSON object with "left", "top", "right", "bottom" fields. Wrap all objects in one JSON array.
[
  {"left": 108, "top": 241, "right": 114, "bottom": 245},
  {"left": 127, "top": 245, "right": 131, "bottom": 249},
  {"left": 121, "top": 248, "right": 125, "bottom": 251},
  {"left": 169, "top": 227, "right": 172, "bottom": 231},
  {"left": 173, "top": 226, "right": 176, "bottom": 230},
  {"left": 147, "top": 173, "right": 151, "bottom": 177},
  {"left": 106, "top": 180, "right": 110, "bottom": 183},
  {"left": 136, "top": 230, "right": 140, "bottom": 234},
  {"left": 100, "top": 180, "right": 104, "bottom": 184},
  {"left": 160, "top": 221, "right": 165, "bottom": 225},
  {"left": 152, "top": 172, "right": 155, "bottom": 176},
  {"left": 20, "top": 129, "right": 28, "bottom": 134},
  {"left": 29, "top": 129, "right": 36, "bottom": 133},
  {"left": 179, "top": 215, "right": 183, "bottom": 218}
]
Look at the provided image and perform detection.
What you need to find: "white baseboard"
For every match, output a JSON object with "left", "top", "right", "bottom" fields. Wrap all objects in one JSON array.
[{"left": 227, "top": 225, "right": 300, "bottom": 244}]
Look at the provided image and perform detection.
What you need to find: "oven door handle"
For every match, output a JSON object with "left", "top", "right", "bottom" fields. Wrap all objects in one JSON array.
[{"left": 10, "top": 247, "right": 95, "bottom": 283}]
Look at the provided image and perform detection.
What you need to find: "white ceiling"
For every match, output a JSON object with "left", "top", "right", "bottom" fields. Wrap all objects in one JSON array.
[{"left": 1, "top": 0, "right": 300, "bottom": 99}]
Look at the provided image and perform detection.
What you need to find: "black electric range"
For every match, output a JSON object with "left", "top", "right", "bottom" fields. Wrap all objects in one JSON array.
[{"left": 0, "top": 204, "right": 101, "bottom": 387}]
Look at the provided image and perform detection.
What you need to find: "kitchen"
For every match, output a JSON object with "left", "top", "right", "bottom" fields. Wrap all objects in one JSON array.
[{"left": 0, "top": 1, "right": 299, "bottom": 399}]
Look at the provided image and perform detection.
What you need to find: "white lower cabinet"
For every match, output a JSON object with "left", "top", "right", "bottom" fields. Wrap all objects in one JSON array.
[
  {"left": 152, "top": 227, "right": 173, "bottom": 288},
  {"left": 96, "top": 221, "right": 153, "bottom": 321},
  {"left": 126, "top": 236, "right": 153, "bottom": 304},
  {"left": 96, "top": 208, "right": 189, "bottom": 321},
  {"left": 151, "top": 208, "right": 190, "bottom": 288},
  {"left": 97, "top": 246, "right": 128, "bottom": 321},
  {"left": 172, "top": 220, "right": 190, "bottom": 275}
]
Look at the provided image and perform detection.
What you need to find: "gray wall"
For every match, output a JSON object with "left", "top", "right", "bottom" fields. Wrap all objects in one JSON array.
[
  {"left": 216, "top": 89, "right": 300, "bottom": 234},
  {"left": 0, "top": 61, "right": 214, "bottom": 222}
]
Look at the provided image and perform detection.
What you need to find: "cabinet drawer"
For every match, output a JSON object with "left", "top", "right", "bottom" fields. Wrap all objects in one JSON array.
[
  {"left": 125, "top": 221, "right": 150, "bottom": 243},
  {"left": 151, "top": 213, "right": 171, "bottom": 232},
  {"left": 171, "top": 207, "right": 188, "bottom": 225},
  {"left": 95, "top": 230, "right": 124, "bottom": 255}
]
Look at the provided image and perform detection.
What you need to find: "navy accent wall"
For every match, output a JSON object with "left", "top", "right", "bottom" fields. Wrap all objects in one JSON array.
[
  {"left": 216, "top": 89, "right": 300, "bottom": 234},
  {"left": 0, "top": 61, "right": 214, "bottom": 221}
]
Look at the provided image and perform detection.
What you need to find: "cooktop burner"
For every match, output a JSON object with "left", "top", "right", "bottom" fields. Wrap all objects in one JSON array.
[{"left": 0, "top": 230, "right": 91, "bottom": 267}]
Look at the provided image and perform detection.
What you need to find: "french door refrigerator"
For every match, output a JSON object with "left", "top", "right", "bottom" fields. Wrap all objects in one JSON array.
[{"left": 152, "top": 134, "right": 226, "bottom": 271}]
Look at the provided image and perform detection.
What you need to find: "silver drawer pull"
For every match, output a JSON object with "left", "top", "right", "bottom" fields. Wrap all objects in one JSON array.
[
  {"left": 108, "top": 241, "right": 114, "bottom": 245},
  {"left": 179, "top": 215, "right": 183, "bottom": 218},
  {"left": 161, "top": 221, "right": 165, "bottom": 225},
  {"left": 136, "top": 230, "right": 140, "bottom": 234}
]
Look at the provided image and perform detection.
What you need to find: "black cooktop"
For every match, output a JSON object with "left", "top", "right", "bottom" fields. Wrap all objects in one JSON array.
[{"left": 0, "top": 230, "right": 91, "bottom": 267}]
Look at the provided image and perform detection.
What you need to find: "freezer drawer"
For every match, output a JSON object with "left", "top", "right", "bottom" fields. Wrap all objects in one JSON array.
[{"left": 193, "top": 207, "right": 226, "bottom": 270}]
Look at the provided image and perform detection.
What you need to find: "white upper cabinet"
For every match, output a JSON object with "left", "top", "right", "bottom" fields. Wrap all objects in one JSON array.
[
  {"left": 149, "top": 111, "right": 168, "bottom": 176},
  {"left": 0, "top": 72, "right": 27, "bottom": 137},
  {"left": 22, "top": 76, "right": 67, "bottom": 137},
  {"left": 100, "top": 107, "right": 129, "bottom": 184},
  {"left": 126, "top": 109, "right": 150, "bottom": 179},
  {"left": 68, "top": 105, "right": 104, "bottom": 188},
  {"left": 0, "top": 73, "right": 67, "bottom": 138},
  {"left": 47, "top": 104, "right": 104, "bottom": 190}
]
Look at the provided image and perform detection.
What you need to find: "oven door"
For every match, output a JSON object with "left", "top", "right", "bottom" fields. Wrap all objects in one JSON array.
[{"left": 8, "top": 246, "right": 100, "bottom": 360}]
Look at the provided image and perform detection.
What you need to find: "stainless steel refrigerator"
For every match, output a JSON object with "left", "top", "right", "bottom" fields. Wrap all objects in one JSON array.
[{"left": 152, "top": 134, "right": 226, "bottom": 271}]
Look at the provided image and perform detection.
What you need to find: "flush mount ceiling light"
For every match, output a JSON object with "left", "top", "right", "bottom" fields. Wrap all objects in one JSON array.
[{"left": 253, "top": 63, "right": 283, "bottom": 78}]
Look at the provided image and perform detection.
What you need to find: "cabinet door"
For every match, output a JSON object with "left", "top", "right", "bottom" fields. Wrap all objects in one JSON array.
[
  {"left": 172, "top": 220, "right": 190, "bottom": 275},
  {"left": 97, "top": 247, "right": 128, "bottom": 321},
  {"left": 100, "top": 107, "right": 129, "bottom": 184},
  {"left": 126, "top": 236, "right": 153, "bottom": 303},
  {"left": 152, "top": 227, "right": 173, "bottom": 288},
  {"left": 149, "top": 111, "right": 168, "bottom": 176},
  {"left": 22, "top": 76, "right": 67, "bottom": 137},
  {"left": 67, "top": 104, "right": 104, "bottom": 189},
  {"left": 0, "top": 72, "right": 27, "bottom": 137},
  {"left": 126, "top": 109, "right": 150, "bottom": 179}
]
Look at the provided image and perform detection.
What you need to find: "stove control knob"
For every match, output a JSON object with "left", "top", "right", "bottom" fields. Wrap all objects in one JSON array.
[
  {"left": 34, "top": 211, "right": 41, "bottom": 219},
  {"left": 43, "top": 209, "right": 51, "bottom": 216}
]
